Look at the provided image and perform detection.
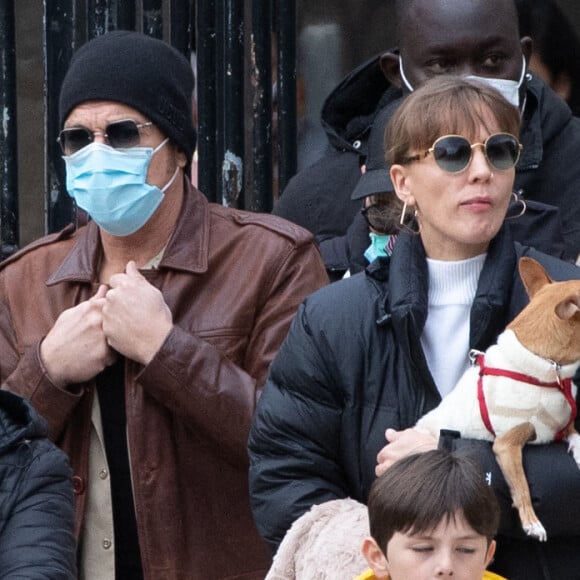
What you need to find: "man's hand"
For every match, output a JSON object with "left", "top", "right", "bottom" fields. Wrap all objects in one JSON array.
[
  {"left": 103, "top": 261, "right": 173, "bottom": 365},
  {"left": 40, "top": 284, "right": 116, "bottom": 387},
  {"left": 375, "top": 428, "right": 437, "bottom": 477}
]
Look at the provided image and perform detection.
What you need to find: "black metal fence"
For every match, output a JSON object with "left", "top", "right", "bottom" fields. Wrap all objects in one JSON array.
[{"left": 0, "top": 0, "right": 296, "bottom": 257}]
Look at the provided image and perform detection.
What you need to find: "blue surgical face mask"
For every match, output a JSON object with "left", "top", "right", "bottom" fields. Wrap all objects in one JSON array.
[
  {"left": 364, "top": 232, "right": 397, "bottom": 263},
  {"left": 64, "top": 139, "right": 179, "bottom": 236},
  {"left": 399, "top": 55, "right": 527, "bottom": 108}
]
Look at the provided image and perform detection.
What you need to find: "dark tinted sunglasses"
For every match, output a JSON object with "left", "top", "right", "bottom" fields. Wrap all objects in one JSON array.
[
  {"left": 402, "top": 133, "right": 523, "bottom": 173},
  {"left": 58, "top": 119, "right": 153, "bottom": 155}
]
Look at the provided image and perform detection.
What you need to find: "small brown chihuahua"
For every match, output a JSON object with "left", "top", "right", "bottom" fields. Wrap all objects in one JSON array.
[{"left": 416, "top": 257, "right": 580, "bottom": 542}]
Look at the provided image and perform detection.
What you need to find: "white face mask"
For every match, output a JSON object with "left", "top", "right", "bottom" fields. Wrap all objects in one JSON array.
[
  {"left": 399, "top": 54, "right": 527, "bottom": 108},
  {"left": 466, "top": 55, "right": 527, "bottom": 108}
]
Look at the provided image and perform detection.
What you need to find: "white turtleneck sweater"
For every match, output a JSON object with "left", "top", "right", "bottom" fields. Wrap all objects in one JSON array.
[{"left": 420, "top": 253, "right": 486, "bottom": 398}]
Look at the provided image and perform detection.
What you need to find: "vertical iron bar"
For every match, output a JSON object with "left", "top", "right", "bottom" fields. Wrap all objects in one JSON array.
[
  {"left": 197, "top": 0, "right": 217, "bottom": 202},
  {"left": 169, "top": 0, "right": 191, "bottom": 56},
  {"left": 143, "top": 0, "right": 163, "bottom": 39},
  {"left": 274, "top": 0, "right": 296, "bottom": 194},
  {"left": 217, "top": 0, "right": 244, "bottom": 208},
  {"left": 87, "top": 0, "right": 136, "bottom": 37},
  {"left": 87, "top": 0, "right": 114, "bottom": 36},
  {"left": 250, "top": 0, "right": 272, "bottom": 212},
  {"left": 0, "top": 0, "right": 19, "bottom": 257},
  {"left": 44, "top": 0, "right": 76, "bottom": 233},
  {"left": 115, "top": 0, "right": 136, "bottom": 31}
]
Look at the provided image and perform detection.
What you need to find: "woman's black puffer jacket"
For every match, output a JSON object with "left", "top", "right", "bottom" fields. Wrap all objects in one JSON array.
[{"left": 249, "top": 225, "right": 580, "bottom": 580}]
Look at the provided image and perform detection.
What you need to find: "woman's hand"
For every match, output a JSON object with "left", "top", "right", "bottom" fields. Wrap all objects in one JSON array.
[{"left": 375, "top": 428, "right": 438, "bottom": 477}]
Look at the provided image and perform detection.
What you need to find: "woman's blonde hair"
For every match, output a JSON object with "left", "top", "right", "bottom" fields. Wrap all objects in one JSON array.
[{"left": 386, "top": 75, "right": 521, "bottom": 166}]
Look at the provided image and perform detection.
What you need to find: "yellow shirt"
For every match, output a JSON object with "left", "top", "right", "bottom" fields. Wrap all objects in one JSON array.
[{"left": 354, "top": 570, "right": 507, "bottom": 580}]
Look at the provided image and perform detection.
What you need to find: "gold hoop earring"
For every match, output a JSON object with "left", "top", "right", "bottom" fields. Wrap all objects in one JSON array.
[
  {"left": 505, "top": 191, "right": 527, "bottom": 220},
  {"left": 398, "top": 205, "right": 421, "bottom": 235}
]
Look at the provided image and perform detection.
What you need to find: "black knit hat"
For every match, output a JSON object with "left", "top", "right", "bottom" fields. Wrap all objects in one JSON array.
[{"left": 59, "top": 30, "right": 196, "bottom": 161}]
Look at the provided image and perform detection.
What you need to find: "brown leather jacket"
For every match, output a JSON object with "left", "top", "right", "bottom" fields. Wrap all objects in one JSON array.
[{"left": 0, "top": 181, "right": 328, "bottom": 579}]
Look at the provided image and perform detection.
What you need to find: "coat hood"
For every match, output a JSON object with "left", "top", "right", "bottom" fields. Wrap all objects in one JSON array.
[
  {"left": 0, "top": 390, "right": 48, "bottom": 455},
  {"left": 320, "top": 52, "right": 399, "bottom": 155}
]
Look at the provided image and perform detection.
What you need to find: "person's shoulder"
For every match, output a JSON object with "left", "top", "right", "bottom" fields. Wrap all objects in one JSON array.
[
  {"left": 302, "top": 269, "right": 387, "bottom": 322},
  {"left": 515, "top": 243, "right": 580, "bottom": 281},
  {"left": 528, "top": 74, "right": 580, "bottom": 137},
  {"left": 273, "top": 147, "right": 361, "bottom": 226},
  {"left": 209, "top": 204, "right": 316, "bottom": 245},
  {"left": 0, "top": 224, "right": 78, "bottom": 273}
]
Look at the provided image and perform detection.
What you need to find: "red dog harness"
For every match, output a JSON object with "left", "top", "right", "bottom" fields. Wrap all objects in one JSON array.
[{"left": 474, "top": 352, "right": 577, "bottom": 440}]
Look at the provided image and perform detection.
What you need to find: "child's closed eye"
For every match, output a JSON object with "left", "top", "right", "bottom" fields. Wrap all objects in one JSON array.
[{"left": 411, "top": 545, "right": 434, "bottom": 553}]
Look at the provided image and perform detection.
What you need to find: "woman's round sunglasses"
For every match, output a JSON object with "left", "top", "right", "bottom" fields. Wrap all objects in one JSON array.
[
  {"left": 57, "top": 119, "right": 153, "bottom": 155},
  {"left": 401, "top": 133, "right": 523, "bottom": 174}
]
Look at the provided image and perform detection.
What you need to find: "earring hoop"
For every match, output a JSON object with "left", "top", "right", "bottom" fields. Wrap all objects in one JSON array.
[
  {"left": 505, "top": 191, "right": 527, "bottom": 220},
  {"left": 398, "top": 203, "right": 421, "bottom": 234},
  {"left": 399, "top": 201, "right": 408, "bottom": 226}
]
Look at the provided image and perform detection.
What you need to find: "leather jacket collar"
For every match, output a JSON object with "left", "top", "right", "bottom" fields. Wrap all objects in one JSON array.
[{"left": 47, "top": 178, "right": 209, "bottom": 286}]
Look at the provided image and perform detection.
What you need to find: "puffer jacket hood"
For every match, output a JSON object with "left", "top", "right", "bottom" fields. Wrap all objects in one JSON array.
[
  {"left": 0, "top": 389, "right": 77, "bottom": 578},
  {"left": 320, "top": 52, "right": 397, "bottom": 155},
  {"left": 0, "top": 390, "right": 48, "bottom": 453}
]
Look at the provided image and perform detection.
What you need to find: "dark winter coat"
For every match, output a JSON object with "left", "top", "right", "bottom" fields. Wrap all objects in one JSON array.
[
  {"left": 0, "top": 389, "right": 76, "bottom": 578},
  {"left": 274, "top": 54, "right": 580, "bottom": 271},
  {"left": 249, "top": 225, "right": 580, "bottom": 580}
]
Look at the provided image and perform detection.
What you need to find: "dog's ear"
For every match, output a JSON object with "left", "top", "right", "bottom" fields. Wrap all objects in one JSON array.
[
  {"left": 555, "top": 295, "right": 580, "bottom": 320},
  {"left": 518, "top": 257, "right": 553, "bottom": 298}
]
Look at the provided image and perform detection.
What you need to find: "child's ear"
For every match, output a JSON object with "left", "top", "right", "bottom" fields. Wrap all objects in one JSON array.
[
  {"left": 484, "top": 540, "right": 497, "bottom": 568},
  {"left": 362, "top": 537, "right": 390, "bottom": 579}
]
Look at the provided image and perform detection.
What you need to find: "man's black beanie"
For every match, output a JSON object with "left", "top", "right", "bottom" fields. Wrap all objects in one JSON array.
[{"left": 59, "top": 30, "right": 196, "bottom": 161}]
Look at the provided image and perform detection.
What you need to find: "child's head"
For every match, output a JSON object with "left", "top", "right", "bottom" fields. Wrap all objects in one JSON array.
[{"left": 362, "top": 449, "right": 500, "bottom": 580}]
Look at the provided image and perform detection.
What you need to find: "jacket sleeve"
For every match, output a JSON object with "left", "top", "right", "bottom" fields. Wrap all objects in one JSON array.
[
  {"left": 0, "top": 439, "right": 77, "bottom": 579},
  {"left": 248, "top": 299, "right": 350, "bottom": 551},
  {"left": 0, "top": 296, "right": 85, "bottom": 443},
  {"left": 138, "top": 239, "right": 328, "bottom": 468}
]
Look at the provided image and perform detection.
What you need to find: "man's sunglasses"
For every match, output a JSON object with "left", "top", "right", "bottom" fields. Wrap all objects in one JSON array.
[
  {"left": 58, "top": 119, "right": 153, "bottom": 155},
  {"left": 402, "top": 133, "right": 523, "bottom": 174}
]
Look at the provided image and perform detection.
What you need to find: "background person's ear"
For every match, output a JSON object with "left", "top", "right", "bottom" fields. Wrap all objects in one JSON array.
[
  {"left": 380, "top": 51, "right": 403, "bottom": 88},
  {"left": 520, "top": 36, "right": 533, "bottom": 69}
]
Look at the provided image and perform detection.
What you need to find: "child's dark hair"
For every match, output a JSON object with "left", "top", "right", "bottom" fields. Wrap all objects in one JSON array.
[{"left": 367, "top": 449, "right": 500, "bottom": 552}]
